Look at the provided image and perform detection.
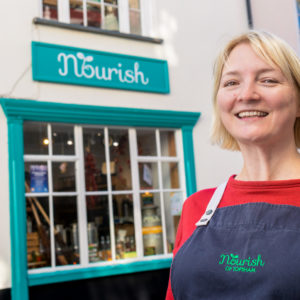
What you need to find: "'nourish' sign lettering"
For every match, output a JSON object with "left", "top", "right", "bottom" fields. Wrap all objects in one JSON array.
[{"left": 32, "top": 42, "right": 169, "bottom": 94}]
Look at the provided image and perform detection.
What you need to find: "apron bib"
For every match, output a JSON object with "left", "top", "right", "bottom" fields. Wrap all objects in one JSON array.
[{"left": 171, "top": 181, "right": 300, "bottom": 300}]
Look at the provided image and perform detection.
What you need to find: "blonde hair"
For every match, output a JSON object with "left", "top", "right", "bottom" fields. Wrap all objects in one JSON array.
[{"left": 211, "top": 30, "right": 300, "bottom": 150}]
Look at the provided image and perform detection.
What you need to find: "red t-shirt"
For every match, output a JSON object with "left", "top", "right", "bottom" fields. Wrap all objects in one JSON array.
[{"left": 166, "top": 175, "right": 300, "bottom": 300}]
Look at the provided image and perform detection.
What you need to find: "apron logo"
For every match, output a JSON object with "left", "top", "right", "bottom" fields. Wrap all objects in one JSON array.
[{"left": 218, "top": 253, "right": 265, "bottom": 273}]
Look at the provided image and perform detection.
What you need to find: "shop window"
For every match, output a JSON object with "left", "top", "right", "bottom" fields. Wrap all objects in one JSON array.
[
  {"left": 24, "top": 123, "right": 184, "bottom": 271},
  {"left": 40, "top": 0, "right": 153, "bottom": 36}
]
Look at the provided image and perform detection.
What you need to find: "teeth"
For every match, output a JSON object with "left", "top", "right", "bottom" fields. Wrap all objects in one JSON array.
[{"left": 237, "top": 111, "right": 268, "bottom": 118}]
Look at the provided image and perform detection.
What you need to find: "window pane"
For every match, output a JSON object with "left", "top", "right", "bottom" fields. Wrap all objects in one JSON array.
[
  {"left": 86, "top": 195, "right": 111, "bottom": 262},
  {"left": 43, "top": 0, "right": 58, "bottom": 20},
  {"left": 24, "top": 122, "right": 48, "bottom": 155},
  {"left": 161, "top": 162, "right": 179, "bottom": 189},
  {"left": 87, "top": 2, "right": 101, "bottom": 27},
  {"left": 54, "top": 196, "right": 79, "bottom": 265},
  {"left": 27, "top": 197, "right": 51, "bottom": 269},
  {"left": 141, "top": 192, "right": 163, "bottom": 256},
  {"left": 160, "top": 131, "right": 177, "bottom": 157},
  {"left": 25, "top": 162, "right": 49, "bottom": 193},
  {"left": 83, "top": 128, "right": 107, "bottom": 191},
  {"left": 52, "top": 162, "right": 76, "bottom": 192},
  {"left": 104, "top": 0, "right": 118, "bottom": 4},
  {"left": 137, "top": 129, "right": 157, "bottom": 156},
  {"left": 70, "top": 0, "right": 84, "bottom": 25},
  {"left": 129, "top": 0, "right": 140, "bottom": 9},
  {"left": 113, "top": 194, "right": 136, "bottom": 260},
  {"left": 139, "top": 162, "right": 159, "bottom": 189},
  {"left": 52, "top": 124, "right": 75, "bottom": 155},
  {"left": 104, "top": 6, "right": 119, "bottom": 31},
  {"left": 129, "top": 10, "right": 141, "bottom": 35},
  {"left": 163, "top": 192, "right": 182, "bottom": 253},
  {"left": 109, "top": 129, "right": 132, "bottom": 191}
]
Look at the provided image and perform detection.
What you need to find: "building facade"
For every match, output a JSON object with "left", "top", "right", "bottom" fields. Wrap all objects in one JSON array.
[{"left": 0, "top": 0, "right": 299, "bottom": 299}]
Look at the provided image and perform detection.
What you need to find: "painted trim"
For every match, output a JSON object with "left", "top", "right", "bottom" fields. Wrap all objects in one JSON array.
[
  {"left": 0, "top": 98, "right": 200, "bottom": 299},
  {"left": 28, "top": 258, "right": 172, "bottom": 286},
  {"left": 7, "top": 118, "right": 28, "bottom": 300}
]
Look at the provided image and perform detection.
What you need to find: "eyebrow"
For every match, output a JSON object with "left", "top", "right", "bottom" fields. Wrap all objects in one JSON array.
[{"left": 222, "top": 68, "right": 277, "bottom": 78}]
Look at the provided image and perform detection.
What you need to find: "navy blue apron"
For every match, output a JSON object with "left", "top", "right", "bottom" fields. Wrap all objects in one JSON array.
[{"left": 171, "top": 181, "right": 300, "bottom": 299}]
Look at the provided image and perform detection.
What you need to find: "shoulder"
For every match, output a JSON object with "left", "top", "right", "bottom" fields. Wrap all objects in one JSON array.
[{"left": 178, "top": 187, "right": 216, "bottom": 242}]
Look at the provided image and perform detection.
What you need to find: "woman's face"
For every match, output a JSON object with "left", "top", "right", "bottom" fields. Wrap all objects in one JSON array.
[{"left": 217, "top": 43, "right": 300, "bottom": 148}]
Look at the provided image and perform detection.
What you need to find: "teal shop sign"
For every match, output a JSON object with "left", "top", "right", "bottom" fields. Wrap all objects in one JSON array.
[{"left": 32, "top": 41, "right": 170, "bottom": 93}]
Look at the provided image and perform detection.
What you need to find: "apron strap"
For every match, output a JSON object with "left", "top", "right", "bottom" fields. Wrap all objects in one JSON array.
[{"left": 195, "top": 180, "right": 229, "bottom": 226}]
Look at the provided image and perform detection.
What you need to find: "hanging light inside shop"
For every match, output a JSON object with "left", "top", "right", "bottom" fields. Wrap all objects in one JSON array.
[
  {"left": 67, "top": 140, "right": 73, "bottom": 146},
  {"left": 43, "top": 138, "right": 49, "bottom": 145},
  {"left": 113, "top": 141, "right": 119, "bottom": 147}
]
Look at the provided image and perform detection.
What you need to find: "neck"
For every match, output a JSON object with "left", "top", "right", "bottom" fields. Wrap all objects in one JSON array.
[{"left": 236, "top": 139, "right": 300, "bottom": 181}]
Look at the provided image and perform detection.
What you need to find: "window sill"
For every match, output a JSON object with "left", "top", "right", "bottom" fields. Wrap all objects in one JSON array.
[
  {"left": 28, "top": 257, "right": 172, "bottom": 286},
  {"left": 33, "top": 18, "right": 163, "bottom": 44}
]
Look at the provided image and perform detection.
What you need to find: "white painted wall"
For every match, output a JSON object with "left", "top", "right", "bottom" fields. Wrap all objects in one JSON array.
[
  {"left": 251, "top": 0, "right": 300, "bottom": 54},
  {"left": 1, "top": 0, "right": 298, "bottom": 290}
]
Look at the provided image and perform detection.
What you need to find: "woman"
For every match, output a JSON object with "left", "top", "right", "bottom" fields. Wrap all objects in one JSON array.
[{"left": 166, "top": 30, "right": 300, "bottom": 299}]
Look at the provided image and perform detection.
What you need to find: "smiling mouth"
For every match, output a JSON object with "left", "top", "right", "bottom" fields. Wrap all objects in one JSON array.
[{"left": 236, "top": 111, "right": 269, "bottom": 118}]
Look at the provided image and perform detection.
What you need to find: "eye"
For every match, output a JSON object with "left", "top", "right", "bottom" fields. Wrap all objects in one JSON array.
[
  {"left": 223, "top": 80, "right": 239, "bottom": 87},
  {"left": 261, "top": 78, "right": 279, "bottom": 85}
]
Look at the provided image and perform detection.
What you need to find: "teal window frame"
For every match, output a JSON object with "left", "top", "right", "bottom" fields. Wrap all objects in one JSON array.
[{"left": 0, "top": 98, "right": 200, "bottom": 300}]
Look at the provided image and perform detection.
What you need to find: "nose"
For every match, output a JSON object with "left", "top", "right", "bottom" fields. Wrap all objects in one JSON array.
[{"left": 237, "top": 81, "right": 260, "bottom": 102}]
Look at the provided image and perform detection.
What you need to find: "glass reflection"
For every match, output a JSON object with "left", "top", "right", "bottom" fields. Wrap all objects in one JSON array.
[
  {"left": 160, "top": 131, "right": 177, "bottom": 157},
  {"left": 109, "top": 129, "right": 132, "bottom": 191},
  {"left": 83, "top": 128, "right": 107, "bottom": 191},
  {"left": 139, "top": 162, "right": 159, "bottom": 189},
  {"left": 43, "top": 0, "right": 58, "bottom": 20},
  {"left": 163, "top": 192, "right": 182, "bottom": 253},
  {"left": 87, "top": 2, "right": 101, "bottom": 27},
  {"left": 161, "top": 162, "right": 179, "bottom": 189},
  {"left": 140, "top": 192, "right": 163, "bottom": 256},
  {"left": 113, "top": 194, "right": 136, "bottom": 260},
  {"left": 137, "top": 129, "right": 157, "bottom": 156},
  {"left": 70, "top": 0, "right": 84, "bottom": 25},
  {"left": 52, "top": 124, "right": 75, "bottom": 155},
  {"left": 26, "top": 196, "right": 51, "bottom": 269},
  {"left": 129, "top": 0, "right": 140, "bottom": 9},
  {"left": 104, "top": 6, "right": 119, "bottom": 30},
  {"left": 86, "top": 196, "right": 111, "bottom": 262},
  {"left": 129, "top": 10, "right": 141, "bottom": 35},
  {"left": 52, "top": 162, "right": 76, "bottom": 192},
  {"left": 23, "top": 122, "right": 48, "bottom": 155}
]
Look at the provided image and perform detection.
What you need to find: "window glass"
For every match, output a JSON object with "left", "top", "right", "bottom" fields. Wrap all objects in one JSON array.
[
  {"left": 141, "top": 192, "right": 163, "bottom": 256},
  {"left": 52, "top": 124, "right": 75, "bottom": 155},
  {"left": 129, "top": 0, "right": 140, "bottom": 9},
  {"left": 26, "top": 196, "right": 51, "bottom": 269},
  {"left": 138, "top": 162, "right": 159, "bottom": 189},
  {"left": 137, "top": 129, "right": 157, "bottom": 156},
  {"left": 52, "top": 162, "right": 76, "bottom": 192},
  {"left": 104, "top": 6, "right": 119, "bottom": 30},
  {"left": 113, "top": 194, "right": 136, "bottom": 260},
  {"left": 160, "top": 131, "right": 177, "bottom": 157},
  {"left": 43, "top": 0, "right": 58, "bottom": 20},
  {"left": 86, "top": 195, "right": 111, "bottom": 262},
  {"left": 83, "top": 128, "right": 107, "bottom": 191},
  {"left": 70, "top": 0, "right": 84, "bottom": 25},
  {"left": 24, "top": 122, "right": 48, "bottom": 155},
  {"left": 24, "top": 123, "right": 185, "bottom": 270},
  {"left": 104, "top": 0, "right": 118, "bottom": 4},
  {"left": 109, "top": 129, "right": 132, "bottom": 191},
  {"left": 87, "top": 2, "right": 101, "bottom": 27},
  {"left": 25, "top": 162, "right": 49, "bottom": 193},
  {"left": 163, "top": 192, "right": 182, "bottom": 253},
  {"left": 129, "top": 10, "right": 141, "bottom": 35},
  {"left": 54, "top": 196, "right": 80, "bottom": 265},
  {"left": 161, "top": 162, "right": 179, "bottom": 189}
]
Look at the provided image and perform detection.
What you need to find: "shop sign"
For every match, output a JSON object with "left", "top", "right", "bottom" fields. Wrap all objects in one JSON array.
[
  {"left": 30, "top": 165, "right": 48, "bottom": 193},
  {"left": 32, "top": 42, "right": 170, "bottom": 94}
]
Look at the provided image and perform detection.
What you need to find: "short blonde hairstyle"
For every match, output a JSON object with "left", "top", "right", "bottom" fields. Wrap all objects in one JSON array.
[{"left": 211, "top": 30, "right": 300, "bottom": 150}]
